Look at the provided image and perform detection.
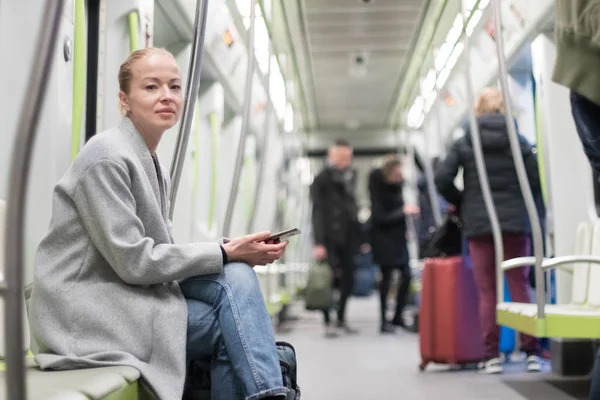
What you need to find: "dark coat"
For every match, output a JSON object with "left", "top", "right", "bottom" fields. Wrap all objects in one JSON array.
[
  {"left": 434, "top": 113, "right": 543, "bottom": 238},
  {"left": 310, "top": 165, "right": 360, "bottom": 248},
  {"left": 368, "top": 168, "right": 409, "bottom": 267}
]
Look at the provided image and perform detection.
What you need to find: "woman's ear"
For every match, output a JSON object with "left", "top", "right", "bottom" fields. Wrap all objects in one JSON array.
[{"left": 118, "top": 91, "right": 131, "bottom": 114}]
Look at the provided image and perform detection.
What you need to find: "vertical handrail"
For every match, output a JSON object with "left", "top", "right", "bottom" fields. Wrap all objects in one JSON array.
[
  {"left": 222, "top": 0, "right": 258, "bottom": 237},
  {"left": 4, "top": 0, "right": 66, "bottom": 398},
  {"left": 422, "top": 147, "right": 443, "bottom": 227},
  {"left": 405, "top": 135, "right": 420, "bottom": 263},
  {"left": 491, "top": 0, "right": 545, "bottom": 319},
  {"left": 248, "top": 41, "right": 273, "bottom": 233},
  {"left": 461, "top": 0, "right": 505, "bottom": 304},
  {"left": 435, "top": 100, "right": 447, "bottom": 159},
  {"left": 169, "top": 0, "right": 210, "bottom": 219},
  {"left": 431, "top": 48, "right": 447, "bottom": 160}
]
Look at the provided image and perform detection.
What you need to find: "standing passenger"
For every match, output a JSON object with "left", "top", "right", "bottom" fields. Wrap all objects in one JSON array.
[
  {"left": 553, "top": 1, "right": 600, "bottom": 397},
  {"left": 310, "top": 139, "right": 361, "bottom": 337},
  {"left": 435, "top": 87, "right": 543, "bottom": 374},
  {"left": 368, "top": 156, "right": 419, "bottom": 333},
  {"left": 29, "top": 48, "right": 291, "bottom": 400}
]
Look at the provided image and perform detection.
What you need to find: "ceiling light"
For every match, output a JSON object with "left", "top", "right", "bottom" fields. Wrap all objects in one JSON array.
[
  {"left": 466, "top": 10, "right": 483, "bottom": 36},
  {"left": 421, "top": 69, "right": 437, "bottom": 94}
]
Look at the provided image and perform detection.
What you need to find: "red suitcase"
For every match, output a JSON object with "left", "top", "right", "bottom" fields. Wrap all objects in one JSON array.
[{"left": 419, "top": 256, "right": 483, "bottom": 371}]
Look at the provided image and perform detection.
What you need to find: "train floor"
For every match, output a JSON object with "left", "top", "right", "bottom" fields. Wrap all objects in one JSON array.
[{"left": 275, "top": 295, "right": 592, "bottom": 400}]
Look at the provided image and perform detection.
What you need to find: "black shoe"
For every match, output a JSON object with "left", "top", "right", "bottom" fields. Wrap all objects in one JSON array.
[
  {"left": 391, "top": 317, "right": 406, "bottom": 328},
  {"left": 380, "top": 322, "right": 395, "bottom": 334}
]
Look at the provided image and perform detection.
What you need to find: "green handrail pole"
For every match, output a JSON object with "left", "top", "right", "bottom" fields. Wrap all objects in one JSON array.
[
  {"left": 248, "top": 41, "right": 273, "bottom": 233},
  {"left": 128, "top": 11, "right": 139, "bottom": 52},
  {"left": 71, "top": 0, "right": 86, "bottom": 160},
  {"left": 222, "top": 0, "right": 258, "bottom": 237},
  {"left": 4, "top": 0, "right": 66, "bottom": 398},
  {"left": 169, "top": 0, "right": 211, "bottom": 219},
  {"left": 461, "top": 0, "right": 505, "bottom": 305},
  {"left": 491, "top": 0, "right": 545, "bottom": 319}
]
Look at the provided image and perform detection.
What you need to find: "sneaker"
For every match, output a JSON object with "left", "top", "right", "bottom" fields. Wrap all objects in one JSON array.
[
  {"left": 526, "top": 355, "right": 542, "bottom": 372},
  {"left": 478, "top": 357, "right": 503, "bottom": 374}
]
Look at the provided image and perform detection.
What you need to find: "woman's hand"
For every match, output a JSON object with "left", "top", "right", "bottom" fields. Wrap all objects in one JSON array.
[
  {"left": 403, "top": 204, "right": 420, "bottom": 215},
  {"left": 223, "top": 231, "right": 288, "bottom": 267}
]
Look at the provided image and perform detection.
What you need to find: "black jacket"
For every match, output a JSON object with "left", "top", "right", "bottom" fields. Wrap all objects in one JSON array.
[
  {"left": 368, "top": 168, "right": 409, "bottom": 267},
  {"left": 310, "top": 165, "right": 360, "bottom": 247},
  {"left": 435, "top": 114, "right": 543, "bottom": 238}
]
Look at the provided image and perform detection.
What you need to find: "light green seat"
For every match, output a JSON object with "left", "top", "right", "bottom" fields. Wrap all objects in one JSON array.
[
  {"left": 0, "top": 358, "right": 142, "bottom": 400},
  {"left": 497, "top": 221, "right": 600, "bottom": 338},
  {"left": 0, "top": 199, "right": 144, "bottom": 399}
]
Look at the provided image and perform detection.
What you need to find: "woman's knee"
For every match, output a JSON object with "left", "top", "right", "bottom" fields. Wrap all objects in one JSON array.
[{"left": 222, "top": 262, "right": 261, "bottom": 296}]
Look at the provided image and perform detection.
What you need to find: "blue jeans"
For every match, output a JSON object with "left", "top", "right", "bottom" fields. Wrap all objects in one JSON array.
[
  {"left": 570, "top": 91, "right": 600, "bottom": 400},
  {"left": 180, "top": 263, "right": 286, "bottom": 400}
]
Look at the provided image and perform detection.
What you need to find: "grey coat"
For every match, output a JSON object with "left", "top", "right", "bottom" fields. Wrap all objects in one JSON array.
[{"left": 29, "top": 117, "right": 224, "bottom": 399}]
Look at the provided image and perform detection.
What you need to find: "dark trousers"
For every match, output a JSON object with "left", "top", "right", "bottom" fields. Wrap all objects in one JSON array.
[
  {"left": 322, "top": 243, "right": 356, "bottom": 325},
  {"left": 570, "top": 91, "right": 600, "bottom": 400},
  {"left": 379, "top": 265, "right": 411, "bottom": 324},
  {"left": 468, "top": 233, "right": 540, "bottom": 359}
]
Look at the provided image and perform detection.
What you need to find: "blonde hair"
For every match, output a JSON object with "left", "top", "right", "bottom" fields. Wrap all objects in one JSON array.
[
  {"left": 475, "top": 87, "right": 505, "bottom": 116},
  {"left": 118, "top": 48, "right": 176, "bottom": 115}
]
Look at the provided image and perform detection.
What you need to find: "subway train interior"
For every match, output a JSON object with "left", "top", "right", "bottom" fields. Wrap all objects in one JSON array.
[{"left": 1, "top": 0, "right": 600, "bottom": 399}]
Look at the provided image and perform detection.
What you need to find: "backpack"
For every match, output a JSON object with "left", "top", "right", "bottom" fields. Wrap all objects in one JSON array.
[
  {"left": 277, "top": 341, "right": 301, "bottom": 399},
  {"left": 183, "top": 342, "right": 301, "bottom": 399},
  {"left": 420, "top": 214, "right": 463, "bottom": 259}
]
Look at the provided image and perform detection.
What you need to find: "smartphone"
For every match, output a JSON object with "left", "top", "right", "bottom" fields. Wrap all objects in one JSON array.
[{"left": 264, "top": 228, "right": 301, "bottom": 242}]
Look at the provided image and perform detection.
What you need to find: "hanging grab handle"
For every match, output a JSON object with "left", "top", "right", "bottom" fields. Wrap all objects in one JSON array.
[
  {"left": 461, "top": 0, "right": 505, "bottom": 304},
  {"left": 491, "top": 0, "right": 546, "bottom": 319},
  {"left": 222, "top": 0, "right": 258, "bottom": 238},
  {"left": 3, "top": 0, "right": 66, "bottom": 398},
  {"left": 169, "top": 0, "right": 211, "bottom": 219}
]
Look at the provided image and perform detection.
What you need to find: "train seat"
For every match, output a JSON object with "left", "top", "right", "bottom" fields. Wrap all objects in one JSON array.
[
  {"left": 497, "top": 221, "right": 600, "bottom": 338},
  {"left": 0, "top": 199, "right": 143, "bottom": 400}
]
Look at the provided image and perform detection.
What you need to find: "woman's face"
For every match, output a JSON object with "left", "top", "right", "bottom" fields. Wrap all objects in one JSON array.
[{"left": 120, "top": 52, "right": 183, "bottom": 133}]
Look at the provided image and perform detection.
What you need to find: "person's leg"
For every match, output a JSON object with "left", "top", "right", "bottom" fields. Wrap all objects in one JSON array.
[
  {"left": 503, "top": 233, "right": 542, "bottom": 372},
  {"left": 392, "top": 265, "right": 412, "bottom": 328},
  {"left": 589, "top": 349, "right": 600, "bottom": 400},
  {"left": 180, "top": 263, "right": 287, "bottom": 400},
  {"left": 185, "top": 299, "right": 242, "bottom": 400},
  {"left": 336, "top": 248, "right": 357, "bottom": 332},
  {"left": 379, "top": 266, "right": 394, "bottom": 333},
  {"left": 570, "top": 91, "right": 600, "bottom": 397},
  {"left": 570, "top": 91, "right": 600, "bottom": 174},
  {"left": 468, "top": 235, "right": 502, "bottom": 373}
]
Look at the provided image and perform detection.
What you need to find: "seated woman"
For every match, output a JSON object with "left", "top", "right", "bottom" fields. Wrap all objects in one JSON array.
[
  {"left": 435, "top": 87, "right": 542, "bottom": 374},
  {"left": 29, "top": 48, "right": 290, "bottom": 400}
]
